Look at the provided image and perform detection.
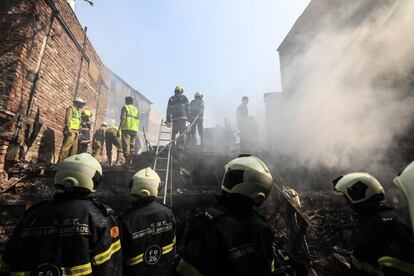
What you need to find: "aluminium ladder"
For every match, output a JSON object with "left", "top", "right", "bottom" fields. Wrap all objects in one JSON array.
[{"left": 153, "top": 119, "right": 173, "bottom": 206}]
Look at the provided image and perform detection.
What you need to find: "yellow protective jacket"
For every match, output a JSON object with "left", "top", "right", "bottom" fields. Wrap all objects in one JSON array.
[{"left": 121, "top": 104, "right": 139, "bottom": 132}]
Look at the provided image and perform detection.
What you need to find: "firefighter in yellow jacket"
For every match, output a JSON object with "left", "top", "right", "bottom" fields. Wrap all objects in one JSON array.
[
  {"left": 117, "top": 96, "right": 139, "bottom": 167},
  {"left": 0, "top": 153, "right": 122, "bottom": 275},
  {"left": 59, "top": 98, "right": 86, "bottom": 161}
]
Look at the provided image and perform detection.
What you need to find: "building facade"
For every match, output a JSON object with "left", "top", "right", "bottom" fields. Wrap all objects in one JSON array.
[{"left": 0, "top": 0, "right": 109, "bottom": 172}]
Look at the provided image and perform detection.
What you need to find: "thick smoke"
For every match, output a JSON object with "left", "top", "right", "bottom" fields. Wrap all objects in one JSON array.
[{"left": 271, "top": 0, "right": 414, "bottom": 178}]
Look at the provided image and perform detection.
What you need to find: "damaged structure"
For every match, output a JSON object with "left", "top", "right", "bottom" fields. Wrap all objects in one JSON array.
[
  {"left": 0, "top": 0, "right": 108, "bottom": 172},
  {"left": 1, "top": 0, "right": 413, "bottom": 275}
]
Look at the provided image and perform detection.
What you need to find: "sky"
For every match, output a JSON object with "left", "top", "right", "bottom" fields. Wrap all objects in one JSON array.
[{"left": 76, "top": 0, "right": 310, "bottom": 127}]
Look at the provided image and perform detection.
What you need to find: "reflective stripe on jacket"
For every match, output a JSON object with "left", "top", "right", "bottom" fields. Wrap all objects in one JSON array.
[
  {"left": 122, "top": 104, "right": 139, "bottom": 132},
  {"left": 120, "top": 200, "right": 176, "bottom": 276},
  {"left": 1, "top": 193, "right": 122, "bottom": 275}
]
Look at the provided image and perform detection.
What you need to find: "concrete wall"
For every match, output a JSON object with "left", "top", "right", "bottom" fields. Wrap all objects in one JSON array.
[{"left": 0, "top": 0, "right": 109, "bottom": 171}]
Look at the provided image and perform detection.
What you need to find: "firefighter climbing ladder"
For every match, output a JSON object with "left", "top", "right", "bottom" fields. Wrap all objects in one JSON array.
[{"left": 153, "top": 119, "right": 173, "bottom": 206}]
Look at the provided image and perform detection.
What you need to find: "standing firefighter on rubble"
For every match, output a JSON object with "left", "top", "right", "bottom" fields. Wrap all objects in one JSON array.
[
  {"left": 166, "top": 86, "right": 189, "bottom": 140},
  {"left": 333, "top": 172, "right": 414, "bottom": 276},
  {"left": 59, "top": 97, "right": 86, "bottom": 161},
  {"left": 177, "top": 154, "right": 276, "bottom": 276},
  {"left": 0, "top": 153, "right": 122, "bottom": 275},
  {"left": 78, "top": 109, "right": 93, "bottom": 154},
  {"left": 189, "top": 92, "right": 204, "bottom": 145},
  {"left": 236, "top": 96, "right": 249, "bottom": 152},
  {"left": 92, "top": 121, "right": 107, "bottom": 159},
  {"left": 118, "top": 96, "right": 139, "bottom": 167},
  {"left": 106, "top": 125, "right": 122, "bottom": 167},
  {"left": 119, "top": 167, "right": 176, "bottom": 275}
]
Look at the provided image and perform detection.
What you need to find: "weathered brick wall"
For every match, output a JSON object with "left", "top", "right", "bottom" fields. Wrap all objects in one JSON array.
[{"left": 0, "top": 0, "right": 109, "bottom": 170}]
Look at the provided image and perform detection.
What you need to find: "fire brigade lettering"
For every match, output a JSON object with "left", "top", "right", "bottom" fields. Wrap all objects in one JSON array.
[
  {"left": 131, "top": 221, "right": 173, "bottom": 240},
  {"left": 228, "top": 243, "right": 256, "bottom": 259},
  {"left": 20, "top": 221, "right": 89, "bottom": 237}
]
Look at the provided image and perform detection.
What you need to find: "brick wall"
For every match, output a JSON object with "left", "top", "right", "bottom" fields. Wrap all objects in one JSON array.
[{"left": 0, "top": 0, "right": 109, "bottom": 171}]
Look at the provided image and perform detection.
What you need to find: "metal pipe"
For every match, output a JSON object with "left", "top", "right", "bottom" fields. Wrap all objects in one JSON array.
[
  {"left": 44, "top": 0, "right": 90, "bottom": 63},
  {"left": 26, "top": 13, "right": 55, "bottom": 116},
  {"left": 73, "top": 26, "right": 88, "bottom": 100}
]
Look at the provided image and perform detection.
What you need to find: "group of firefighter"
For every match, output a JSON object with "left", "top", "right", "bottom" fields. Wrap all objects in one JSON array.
[
  {"left": 58, "top": 95, "right": 140, "bottom": 168},
  {"left": 2, "top": 86, "right": 414, "bottom": 276},
  {"left": 58, "top": 85, "right": 205, "bottom": 167},
  {"left": 2, "top": 152, "right": 414, "bottom": 275}
]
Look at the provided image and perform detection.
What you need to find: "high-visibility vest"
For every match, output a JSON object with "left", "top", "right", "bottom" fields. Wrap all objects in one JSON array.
[
  {"left": 70, "top": 106, "right": 81, "bottom": 130},
  {"left": 121, "top": 104, "right": 139, "bottom": 132}
]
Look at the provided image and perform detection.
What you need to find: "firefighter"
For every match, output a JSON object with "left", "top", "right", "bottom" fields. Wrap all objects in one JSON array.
[
  {"left": 236, "top": 96, "right": 249, "bottom": 152},
  {"left": 0, "top": 153, "right": 122, "bottom": 275},
  {"left": 176, "top": 154, "right": 276, "bottom": 276},
  {"left": 189, "top": 92, "right": 204, "bottom": 145},
  {"left": 92, "top": 122, "right": 107, "bottom": 159},
  {"left": 78, "top": 109, "right": 92, "bottom": 154},
  {"left": 117, "top": 96, "right": 139, "bottom": 167},
  {"left": 59, "top": 97, "right": 86, "bottom": 161},
  {"left": 394, "top": 161, "right": 414, "bottom": 232},
  {"left": 119, "top": 167, "right": 176, "bottom": 275},
  {"left": 333, "top": 172, "right": 414, "bottom": 276},
  {"left": 166, "top": 86, "right": 189, "bottom": 141},
  {"left": 106, "top": 126, "right": 122, "bottom": 167}
]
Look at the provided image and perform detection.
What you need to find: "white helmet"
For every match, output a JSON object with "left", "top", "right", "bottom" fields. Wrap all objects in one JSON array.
[
  {"left": 394, "top": 161, "right": 414, "bottom": 232},
  {"left": 221, "top": 155, "right": 273, "bottom": 206},
  {"left": 333, "top": 172, "right": 385, "bottom": 205},
  {"left": 54, "top": 153, "right": 103, "bottom": 192},
  {"left": 129, "top": 167, "right": 161, "bottom": 197},
  {"left": 73, "top": 97, "right": 86, "bottom": 104}
]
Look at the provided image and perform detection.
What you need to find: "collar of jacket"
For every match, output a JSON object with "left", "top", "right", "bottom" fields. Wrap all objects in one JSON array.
[
  {"left": 54, "top": 190, "right": 92, "bottom": 201},
  {"left": 130, "top": 196, "right": 155, "bottom": 209},
  {"left": 357, "top": 204, "right": 393, "bottom": 223},
  {"left": 216, "top": 193, "right": 253, "bottom": 212}
]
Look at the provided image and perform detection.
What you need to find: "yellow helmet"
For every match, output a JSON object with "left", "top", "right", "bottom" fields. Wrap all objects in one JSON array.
[
  {"left": 175, "top": 86, "right": 184, "bottom": 94},
  {"left": 394, "top": 161, "right": 414, "bottom": 232},
  {"left": 333, "top": 172, "right": 385, "bottom": 204},
  {"left": 221, "top": 155, "right": 273, "bottom": 206},
  {"left": 54, "top": 153, "right": 103, "bottom": 192},
  {"left": 82, "top": 110, "right": 92, "bottom": 117},
  {"left": 129, "top": 167, "right": 161, "bottom": 197}
]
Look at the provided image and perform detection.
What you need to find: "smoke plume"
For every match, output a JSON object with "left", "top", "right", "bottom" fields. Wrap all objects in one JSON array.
[{"left": 271, "top": 0, "right": 414, "bottom": 179}]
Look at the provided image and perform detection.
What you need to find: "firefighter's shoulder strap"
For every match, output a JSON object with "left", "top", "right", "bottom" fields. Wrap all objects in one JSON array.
[
  {"left": 89, "top": 196, "right": 114, "bottom": 216},
  {"left": 23, "top": 200, "right": 50, "bottom": 215},
  {"left": 202, "top": 207, "right": 226, "bottom": 222}
]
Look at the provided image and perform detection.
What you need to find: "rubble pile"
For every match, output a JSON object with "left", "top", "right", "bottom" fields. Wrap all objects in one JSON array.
[{"left": 0, "top": 158, "right": 409, "bottom": 275}]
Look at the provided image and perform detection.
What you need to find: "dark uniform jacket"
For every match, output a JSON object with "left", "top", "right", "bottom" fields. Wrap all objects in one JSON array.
[
  {"left": 1, "top": 192, "right": 122, "bottom": 276},
  {"left": 119, "top": 199, "right": 176, "bottom": 276},
  {"left": 79, "top": 120, "right": 92, "bottom": 145},
  {"left": 189, "top": 98, "right": 204, "bottom": 121},
  {"left": 351, "top": 206, "right": 414, "bottom": 276},
  {"left": 166, "top": 94, "right": 189, "bottom": 122},
  {"left": 177, "top": 196, "right": 275, "bottom": 276}
]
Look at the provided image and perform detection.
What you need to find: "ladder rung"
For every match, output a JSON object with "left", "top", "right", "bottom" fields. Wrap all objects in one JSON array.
[
  {"left": 157, "top": 157, "right": 168, "bottom": 160},
  {"left": 160, "top": 131, "right": 172, "bottom": 134},
  {"left": 156, "top": 169, "right": 167, "bottom": 171},
  {"left": 159, "top": 139, "right": 171, "bottom": 141}
]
